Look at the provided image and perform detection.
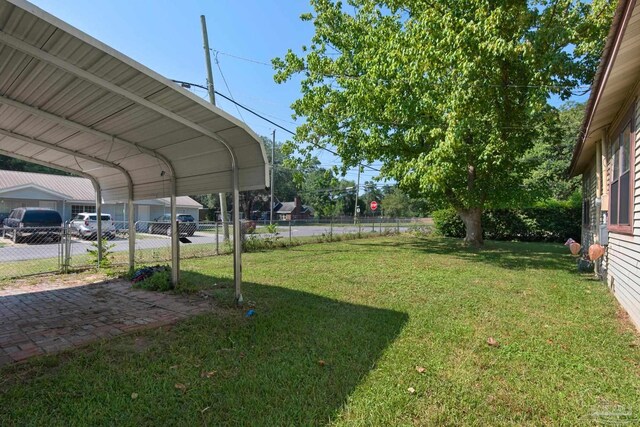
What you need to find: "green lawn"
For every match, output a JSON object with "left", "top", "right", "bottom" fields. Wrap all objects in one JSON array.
[{"left": 1, "top": 236, "right": 639, "bottom": 425}]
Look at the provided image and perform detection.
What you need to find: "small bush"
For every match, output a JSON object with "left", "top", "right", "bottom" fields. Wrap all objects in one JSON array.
[
  {"left": 432, "top": 203, "right": 581, "bottom": 243},
  {"left": 133, "top": 269, "right": 173, "bottom": 292},
  {"left": 87, "top": 238, "right": 116, "bottom": 268},
  {"left": 409, "top": 224, "right": 434, "bottom": 237}
]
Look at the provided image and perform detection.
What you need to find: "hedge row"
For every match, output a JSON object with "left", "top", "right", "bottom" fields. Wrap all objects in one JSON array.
[{"left": 432, "top": 205, "right": 581, "bottom": 243}]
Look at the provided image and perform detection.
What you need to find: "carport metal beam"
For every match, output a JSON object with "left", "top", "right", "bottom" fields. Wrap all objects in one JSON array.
[
  {"left": 0, "top": 31, "right": 236, "bottom": 166},
  {"left": 0, "top": 94, "right": 177, "bottom": 182},
  {"left": 0, "top": 148, "right": 99, "bottom": 189},
  {"left": 95, "top": 182, "right": 102, "bottom": 266},
  {"left": 0, "top": 28, "right": 247, "bottom": 295},
  {"left": 0, "top": 127, "right": 134, "bottom": 194}
]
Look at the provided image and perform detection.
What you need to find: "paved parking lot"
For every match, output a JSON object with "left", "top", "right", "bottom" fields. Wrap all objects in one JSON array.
[{"left": 0, "top": 278, "right": 214, "bottom": 367}]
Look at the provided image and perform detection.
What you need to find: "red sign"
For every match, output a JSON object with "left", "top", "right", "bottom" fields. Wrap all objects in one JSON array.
[{"left": 370, "top": 201, "right": 378, "bottom": 211}]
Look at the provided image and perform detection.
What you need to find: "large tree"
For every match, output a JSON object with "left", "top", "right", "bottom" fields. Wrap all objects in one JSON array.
[
  {"left": 274, "top": 0, "right": 614, "bottom": 245},
  {"left": 525, "top": 102, "right": 585, "bottom": 201}
]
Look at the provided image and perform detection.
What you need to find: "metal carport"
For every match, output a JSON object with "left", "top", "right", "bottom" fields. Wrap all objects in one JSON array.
[{"left": 0, "top": 0, "right": 269, "bottom": 304}]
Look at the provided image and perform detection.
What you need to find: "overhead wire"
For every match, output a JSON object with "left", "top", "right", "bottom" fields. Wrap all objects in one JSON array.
[
  {"left": 210, "top": 49, "right": 591, "bottom": 94},
  {"left": 207, "top": 88, "right": 381, "bottom": 173},
  {"left": 213, "top": 52, "right": 246, "bottom": 122}
]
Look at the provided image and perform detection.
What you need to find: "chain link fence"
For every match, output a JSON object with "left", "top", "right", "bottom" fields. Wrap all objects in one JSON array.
[
  {"left": 0, "top": 218, "right": 426, "bottom": 280},
  {"left": 0, "top": 225, "right": 64, "bottom": 279}
]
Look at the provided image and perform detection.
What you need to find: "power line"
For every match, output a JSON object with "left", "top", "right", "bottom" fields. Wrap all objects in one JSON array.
[
  {"left": 171, "top": 79, "right": 381, "bottom": 173},
  {"left": 210, "top": 49, "right": 591, "bottom": 93},
  {"left": 212, "top": 49, "right": 272, "bottom": 67},
  {"left": 213, "top": 53, "right": 246, "bottom": 122}
]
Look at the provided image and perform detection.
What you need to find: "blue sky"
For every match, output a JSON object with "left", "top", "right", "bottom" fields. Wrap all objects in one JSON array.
[
  {"left": 28, "top": 0, "right": 384, "bottom": 185},
  {"left": 28, "top": 0, "right": 584, "bottom": 188}
]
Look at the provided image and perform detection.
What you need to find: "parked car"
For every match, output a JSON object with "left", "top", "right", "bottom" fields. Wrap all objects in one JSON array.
[
  {"left": 147, "top": 213, "right": 196, "bottom": 236},
  {"left": 69, "top": 212, "right": 116, "bottom": 239},
  {"left": 2, "top": 207, "right": 63, "bottom": 243}
]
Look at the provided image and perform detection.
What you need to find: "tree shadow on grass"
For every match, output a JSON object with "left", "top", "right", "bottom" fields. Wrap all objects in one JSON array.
[
  {"left": 0, "top": 272, "right": 408, "bottom": 426},
  {"left": 351, "top": 236, "right": 577, "bottom": 272}
]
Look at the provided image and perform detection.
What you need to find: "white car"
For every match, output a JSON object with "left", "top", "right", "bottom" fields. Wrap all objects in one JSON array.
[{"left": 70, "top": 213, "right": 116, "bottom": 239}]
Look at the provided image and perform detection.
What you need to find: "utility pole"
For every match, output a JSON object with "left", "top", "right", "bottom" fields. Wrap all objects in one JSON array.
[
  {"left": 270, "top": 129, "right": 275, "bottom": 225},
  {"left": 353, "top": 165, "right": 361, "bottom": 225},
  {"left": 201, "top": 15, "right": 230, "bottom": 242}
]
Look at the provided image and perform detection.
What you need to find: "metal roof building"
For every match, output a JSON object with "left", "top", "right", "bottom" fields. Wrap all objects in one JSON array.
[
  {"left": 0, "top": 0, "right": 269, "bottom": 302},
  {"left": 0, "top": 169, "right": 202, "bottom": 207}
]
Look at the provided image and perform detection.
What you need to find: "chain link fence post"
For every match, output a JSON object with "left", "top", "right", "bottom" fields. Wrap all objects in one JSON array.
[
  {"left": 64, "top": 223, "right": 71, "bottom": 273},
  {"left": 215, "top": 221, "right": 219, "bottom": 255},
  {"left": 289, "top": 220, "right": 292, "bottom": 244},
  {"left": 330, "top": 217, "right": 333, "bottom": 241}
]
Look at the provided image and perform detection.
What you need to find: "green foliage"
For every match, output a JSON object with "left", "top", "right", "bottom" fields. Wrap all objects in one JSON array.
[
  {"left": 86, "top": 238, "right": 116, "bottom": 268},
  {"left": 263, "top": 224, "right": 282, "bottom": 245},
  {"left": 524, "top": 102, "right": 585, "bottom": 201},
  {"left": 274, "top": 0, "right": 614, "bottom": 243},
  {"left": 299, "top": 168, "right": 345, "bottom": 217},
  {"left": 432, "top": 209, "right": 467, "bottom": 238},
  {"left": 265, "top": 223, "right": 278, "bottom": 234},
  {"left": 408, "top": 223, "right": 434, "bottom": 237},
  {"left": 133, "top": 270, "right": 173, "bottom": 292},
  {"left": 381, "top": 187, "right": 415, "bottom": 217},
  {"left": 0, "top": 155, "right": 72, "bottom": 176},
  {"left": 433, "top": 202, "right": 581, "bottom": 243}
]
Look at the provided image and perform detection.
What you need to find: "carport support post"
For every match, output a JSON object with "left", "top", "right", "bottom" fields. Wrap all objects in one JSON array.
[
  {"left": 233, "top": 165, "right": 243, "bottom": 306},
  {"left": 128, "top": 198, "right": 135, "bottom": 272},
  {"left": 171, "top": 194, "right": 180, "bottom": 286},
  {"left": 96, "top": 185, "right": 103, "bottom": 267}
]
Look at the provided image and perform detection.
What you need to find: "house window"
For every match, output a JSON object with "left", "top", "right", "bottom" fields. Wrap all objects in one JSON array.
[
  {"left": 609, "top": 112, "right": 635, "bottom": 233},
  {"left": 71, "top": 205, "right": 95, "bottom": 217}
]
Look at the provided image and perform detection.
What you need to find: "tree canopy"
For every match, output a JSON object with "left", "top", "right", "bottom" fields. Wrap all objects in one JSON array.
[
  {"left": 0, "top": 155, "right": 71, "bottom": 176},
  {"left": 274, "top": 0, "right": 615, "bottom": 245},
  {"left": 525, "top": 101, "right": 585, "bottom": 201}
]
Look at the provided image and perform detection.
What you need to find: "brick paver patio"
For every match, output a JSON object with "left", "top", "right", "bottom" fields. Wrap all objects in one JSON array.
[{"left": 0, "top": 278, "right": 213, "bottom": 367}]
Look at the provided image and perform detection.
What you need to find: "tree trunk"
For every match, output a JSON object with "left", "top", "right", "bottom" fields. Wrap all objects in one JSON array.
[{"left": 458, "top": 207, "right": 483, "bottom": 246}]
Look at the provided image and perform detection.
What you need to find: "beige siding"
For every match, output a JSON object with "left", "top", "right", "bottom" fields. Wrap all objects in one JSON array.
[
  {"left": 581, "top": 165, "right": 598, "bottom": 249},
  {"left": 604, "top": 102, "right": 640, "bottom": 328}
]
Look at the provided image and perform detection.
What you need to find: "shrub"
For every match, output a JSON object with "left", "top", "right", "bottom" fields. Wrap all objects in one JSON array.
[
  {"left": 87, "top": 238, "right": 116, "bottom": 268},
  {"left": 432, "top": 209, "right": 465, "bottom": 238},
  {"left": 432, "top": 203, "right": 581, "bottom": 243},
  {"left": 133, "top": 268, "right": 173, "bottom": 292}
]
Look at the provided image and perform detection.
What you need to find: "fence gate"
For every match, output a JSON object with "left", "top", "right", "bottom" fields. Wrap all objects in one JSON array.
[{"left": 0, "top": 225, "right": 66, "bottom": 280}]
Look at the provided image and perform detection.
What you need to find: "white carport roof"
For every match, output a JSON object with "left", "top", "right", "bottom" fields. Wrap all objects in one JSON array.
[{"left": 0, "top": 0, "right": 269, "bottom": 202}]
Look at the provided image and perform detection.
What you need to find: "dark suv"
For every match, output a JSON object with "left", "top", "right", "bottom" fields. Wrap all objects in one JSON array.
[
  {"left": 2, "top": 208, "right": 63, "bottom": 243},
  {"left": 147, "top": 213, "right": 196, "bottom": 236}
]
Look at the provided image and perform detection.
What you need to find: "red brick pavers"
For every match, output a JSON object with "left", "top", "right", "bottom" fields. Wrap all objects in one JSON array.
[{"left": 0, "top": 279, "right": 213, "bottom": 367}]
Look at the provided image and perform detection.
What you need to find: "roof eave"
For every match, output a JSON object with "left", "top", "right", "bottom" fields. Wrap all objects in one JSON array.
[{"left": 570, "top": 0, "right": 635, "bottom": 177}]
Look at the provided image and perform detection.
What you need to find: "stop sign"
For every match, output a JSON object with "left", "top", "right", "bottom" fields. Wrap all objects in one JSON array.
[{"left": 370, "top": 201, "right": 378, "bottom": 211}]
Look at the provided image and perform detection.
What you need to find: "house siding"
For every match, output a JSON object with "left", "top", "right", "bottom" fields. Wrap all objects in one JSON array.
[
  {"left": 600, "top": 101, "right": 640, "bottom": 328},
  {"left": 581, "top": 164, "right": 598, "bottom": 249}
]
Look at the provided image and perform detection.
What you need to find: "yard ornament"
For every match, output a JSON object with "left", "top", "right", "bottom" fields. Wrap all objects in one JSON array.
[
  {"left": 569, "top": 243, "right": 581, "bottom": 256},
  {"left": 564, "top": 238, "right": 581, "bottom": 256},
  {"left": 588, "top": 244, "right": 605, "bottom": 261}
]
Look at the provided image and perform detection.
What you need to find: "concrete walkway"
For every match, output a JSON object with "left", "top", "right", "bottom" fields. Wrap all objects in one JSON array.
[{"left": 0, "top": 278, "right": 213, "bottom": 367}]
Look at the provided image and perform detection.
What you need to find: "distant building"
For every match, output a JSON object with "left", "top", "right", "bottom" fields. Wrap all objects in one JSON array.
[
  {"left": 0, "top": 170, "right": 202, "bottom": 222},
  {"left": 274, "top": 196, "right": 313, "bottom": 221}
]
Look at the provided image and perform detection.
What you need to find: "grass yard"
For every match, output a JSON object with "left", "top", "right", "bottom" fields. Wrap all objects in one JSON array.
[{"left": 1, "top": 236, "right": 639, "bottom": 425}]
